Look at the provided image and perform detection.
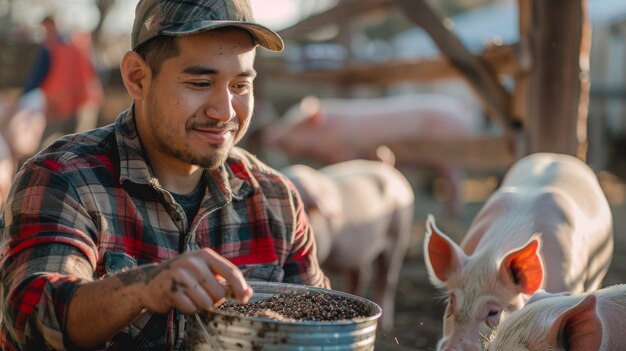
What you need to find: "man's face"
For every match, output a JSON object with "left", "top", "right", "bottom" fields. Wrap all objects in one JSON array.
[{"left": 137, "top": 29, "right": 257, "bottom": 170}]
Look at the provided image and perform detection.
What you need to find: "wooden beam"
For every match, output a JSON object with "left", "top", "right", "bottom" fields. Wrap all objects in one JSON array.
[
  {"left": 279, "top": 0, "right": 395, "bottom": 39},
  {"left": 509, "top": 0, "right": 533, "bottom": 157},
  {"left": 526, "top": 0, "right": 591, "bottom": 158},
  {"left": 384, "top": 136, "right": 516, "bottom": 169},
  {"left": 257, "top": 43, "right": 522, "bottom": 85},
  {"left": 590, "top": 86, "right": 626, "bottom": 99},
  {"left": 393, "top": 0, "right": 514, "bottom": 136}
]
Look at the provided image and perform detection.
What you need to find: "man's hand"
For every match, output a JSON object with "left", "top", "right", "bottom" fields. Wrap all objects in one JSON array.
[
  {"left": 117, "top": 248, "right": 253, "bottom": 314},
  {"left": 67, "top": 248, "right": 252, "bottom": 348}
]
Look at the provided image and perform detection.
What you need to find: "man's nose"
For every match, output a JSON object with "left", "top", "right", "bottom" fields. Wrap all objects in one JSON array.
[{"left": 204, "top": 89, "right": 235, "bottom": 122}]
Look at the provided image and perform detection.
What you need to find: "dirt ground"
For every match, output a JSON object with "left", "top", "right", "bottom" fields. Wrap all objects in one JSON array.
[{"left": 330, "top": 174, "right": 626, "bottom": 351}]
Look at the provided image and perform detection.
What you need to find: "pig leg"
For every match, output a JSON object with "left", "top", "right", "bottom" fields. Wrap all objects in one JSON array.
[
  {"left": 373, "top": 205, "right": 414, "bottom": 331},
  {"left": 344, "top": 271, "right": 357, "bottom": 295},
  {"left": 373, "top": 253, "right": 393, "bottom": 331},
  {"left": 345, "top": 266, "right": 372, "bottom": 299},
  {"left": 433, "top": 163, "right": 465, "bottom": 218}
]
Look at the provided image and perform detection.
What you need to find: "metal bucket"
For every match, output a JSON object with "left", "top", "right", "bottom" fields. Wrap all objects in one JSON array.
[{"left": 187, "top": 281, "right": 382, "bottom": 350}]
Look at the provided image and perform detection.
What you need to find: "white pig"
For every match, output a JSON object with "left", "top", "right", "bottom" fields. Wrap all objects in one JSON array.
[
  {"left": 423, "top": 152, "right": 613, "bottom": 351},
  {"left": 486, "top": 284, "right": 626, "bottom": 351},
  {"left": 263, "top": 94, "right": 477, "bottom": 217},
  {"left": 0, "top": 134, "right": 14, "bottom": 209},
  {"left": 281, "top": 160, "right": 414, "bottom": 331}
]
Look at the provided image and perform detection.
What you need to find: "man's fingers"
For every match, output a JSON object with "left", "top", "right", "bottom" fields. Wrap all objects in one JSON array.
[
  {"left": 173, "top": 290, "right": 200, "bottom": 315},
  {"left": 174, "top": 270, "right": 215, "bottom": 311},
  {"left": 201, "top": 249, "right": 253, "bottom": 304}
]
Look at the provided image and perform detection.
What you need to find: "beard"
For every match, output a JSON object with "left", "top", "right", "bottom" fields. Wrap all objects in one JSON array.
[
  {"left": 144, "top": 96, "right": 246, "bottom": 170},
  {"left": 158, "top": 139, "right": 229, "bottom": 170}
]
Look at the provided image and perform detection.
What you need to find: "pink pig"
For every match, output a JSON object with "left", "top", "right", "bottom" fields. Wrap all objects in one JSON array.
[
  {"left": 281, "top": 159, "right": 414, "bottom": 331},
  {"left": 0, "top": 134, "right": 14, "bottom": 209},
  {"left": 424, "top": 152, "right": 614, "bottom": 351},
  {"left": 486, "top": 284, "right": 626, "bottom": 351},
  {"left": 263, "top": 94, "right": 476, "bottom": 217}
]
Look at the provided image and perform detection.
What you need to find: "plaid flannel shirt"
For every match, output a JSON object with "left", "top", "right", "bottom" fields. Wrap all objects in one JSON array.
[{"left": 0, "top": 107, "right": 329, "bottom": 350}]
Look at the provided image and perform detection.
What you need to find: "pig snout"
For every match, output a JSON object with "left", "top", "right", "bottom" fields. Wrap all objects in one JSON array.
[{"left": 261, "top": 127, "right": 282, "bottom": 148}]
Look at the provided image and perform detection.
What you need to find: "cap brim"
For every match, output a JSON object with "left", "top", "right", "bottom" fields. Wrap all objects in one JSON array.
[{"left": 162, "top": 20, "right": 284, "bottom": 52}]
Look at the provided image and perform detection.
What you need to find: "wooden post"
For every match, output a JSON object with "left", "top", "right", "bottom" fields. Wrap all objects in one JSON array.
[
  {"left": 511, "top": 0, "right": 532, "bottom": 159},
  {"left": 526, "top": 0, "right": 591, "bottom": 158}
]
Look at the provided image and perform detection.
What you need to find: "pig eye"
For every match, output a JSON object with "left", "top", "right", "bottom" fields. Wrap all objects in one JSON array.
[{"left": 485, "top": 310, "right": 501, "bottom": 328}]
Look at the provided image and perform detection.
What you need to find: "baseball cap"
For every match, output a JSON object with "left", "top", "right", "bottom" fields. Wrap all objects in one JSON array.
[{"left": 131, "top": 0, "right": 284, "bottom": 52}]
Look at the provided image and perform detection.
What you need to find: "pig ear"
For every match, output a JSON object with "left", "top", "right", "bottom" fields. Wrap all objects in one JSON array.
[
  {"left": 424, "top": 214, "right": 467, "bottom": 286},
  {"left": 499, "top": 235, "right": 543, "bottom": 295},
  {"left": 547, "top": 295, "right": 602, "bottom": 351},
  {"left": 309, "top": 109, "right": 326, "bottom": 125},
  {"left": 300, "top": 96, "right": 325, "bottom": 125}
]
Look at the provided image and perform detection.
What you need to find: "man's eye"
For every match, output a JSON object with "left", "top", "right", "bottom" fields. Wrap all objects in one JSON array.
[
  {"left": 232, "top": 83, "right": 253, "bottom": 94},
  {"left": 190, "top": 81, "right": 211, "bottom": 88}
]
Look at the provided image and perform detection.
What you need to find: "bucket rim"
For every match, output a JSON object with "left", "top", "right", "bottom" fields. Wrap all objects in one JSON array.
[{"left": 208, "top": 280, "right": 383, "bottom": 326}]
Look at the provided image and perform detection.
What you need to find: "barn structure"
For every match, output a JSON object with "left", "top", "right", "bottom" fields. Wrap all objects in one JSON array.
[{"left": 255, "top": 0, "right": 624, "bottom": 172}]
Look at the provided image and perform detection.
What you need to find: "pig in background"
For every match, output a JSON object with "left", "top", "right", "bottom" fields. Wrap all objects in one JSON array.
[
  {"left": 0, "top": 134, "right": 14, "bottom": 210},
  {"left": 262, "top": 93, "right": 480, "bottom": 218},
  {"left": 281, "top": 159, "right": 415, "bottom": 331},
  {"left": 423, "top": 152, "right": 614, "bottom": 351},
  {"left": 0, "top": 89, "right": 47, "bottom": 210},
  {"left": 486, "top": 284, "right": 626, "bottom": 351}
]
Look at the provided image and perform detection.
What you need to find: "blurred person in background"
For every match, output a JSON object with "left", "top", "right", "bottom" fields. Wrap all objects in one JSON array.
[
  {"left": 0, "top": 0, "right": 328, "bottom": 350},
  {"left": 20, "top": 15, "right": 102, "bottom": 149},
  {"left": 70, "top": 30, "right": 105, "bottom": 133}
]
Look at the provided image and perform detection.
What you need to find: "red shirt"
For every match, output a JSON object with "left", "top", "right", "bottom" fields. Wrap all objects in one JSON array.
[{"left": 39, "top": 38, "right": 89, "bottom": 120}]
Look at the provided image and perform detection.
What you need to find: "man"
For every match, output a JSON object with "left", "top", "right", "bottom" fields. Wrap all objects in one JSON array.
[
  {"left": 0, "top": 0, "right": 329, "bottom": 349},
  {"left": 21, "top": 16, "right": 102, "bottom": 149}
]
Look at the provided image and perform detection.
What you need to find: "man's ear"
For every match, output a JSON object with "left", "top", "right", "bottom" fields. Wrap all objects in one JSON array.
[{"left": 120, "top": 51, "right": 150, "bottom": 101}]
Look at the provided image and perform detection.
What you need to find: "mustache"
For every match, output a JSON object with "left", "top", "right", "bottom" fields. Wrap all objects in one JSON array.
[{"left": 189, "top": 120, "right": 239, "bottom": 131}]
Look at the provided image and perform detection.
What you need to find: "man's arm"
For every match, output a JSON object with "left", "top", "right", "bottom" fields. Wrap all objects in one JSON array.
[
  {"left": 0, "top": 163, "right": 251, "bottom": 349},
  {"left": 22, "top": 47, "right": 51, "bottom": 94},
  {"left": 66, "top": 248, "right": 252, "bottom": 349}
]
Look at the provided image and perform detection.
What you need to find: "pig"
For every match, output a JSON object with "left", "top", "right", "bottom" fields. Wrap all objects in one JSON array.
[
  {"left": 2, "top": 88, "right": 47, "bottom": 162},
  {"left": 263, "top": 94, "right": 478, "bottom": 218},
  {"left": 423, "top": 152, "right": 614, "bottom": 351},
  {"left": 486, "top": 284, "right": 626, "bottom": 351},
  {"left": 0, "top": 134, "right": 14, "bottom": 210},
  {"left": 281, "top": 159, "right": 415, "bottom": 331}
]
